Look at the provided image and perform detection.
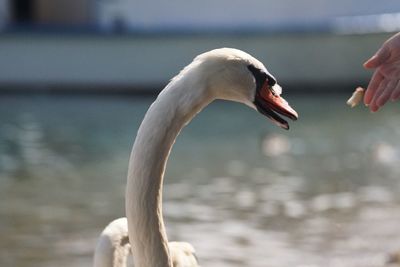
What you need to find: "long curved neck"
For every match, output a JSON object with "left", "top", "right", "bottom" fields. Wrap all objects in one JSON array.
[{"left": 126, "top": 70, "right": 212, "bottom": 267}]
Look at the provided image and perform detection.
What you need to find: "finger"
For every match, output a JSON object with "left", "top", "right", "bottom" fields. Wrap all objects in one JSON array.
[
  {"left": 377, "top": 79, "right": 399, "bottom": 107},
  {"left": 390, "top": 80, "right": 400, "bottom": 101},
  {"left": 370, "top": 79, "right": 388, "bottom": 112},
  {"left": 364, "top": 71, "right": 384, "bottom": 105},
  {"left": 364, "top": 46, "right": 391, "bottom": 69}
]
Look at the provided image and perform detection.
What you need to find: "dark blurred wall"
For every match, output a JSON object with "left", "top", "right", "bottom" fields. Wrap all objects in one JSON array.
[
  {"left": 9, "top": 0, "right": 92, "bottom": 26},
  {"left": 11, "top": 0, "right": 34, "bottom": 23},
  {"left": 35, "top": 0, "right": 92, "bottom": 25}
]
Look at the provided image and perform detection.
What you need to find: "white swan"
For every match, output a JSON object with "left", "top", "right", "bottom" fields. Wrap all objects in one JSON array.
[{"left": 96, "top": 48, "right": 298, "bottom": 267}]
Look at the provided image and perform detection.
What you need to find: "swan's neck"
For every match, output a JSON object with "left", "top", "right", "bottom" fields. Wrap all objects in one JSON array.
[{"left": 126, "top": 72, "right": 212, "bottom": 267}]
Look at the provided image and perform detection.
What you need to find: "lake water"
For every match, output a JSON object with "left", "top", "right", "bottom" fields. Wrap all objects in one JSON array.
[{"left": 1, "top": 94, "right": 400, "bottom": 267}]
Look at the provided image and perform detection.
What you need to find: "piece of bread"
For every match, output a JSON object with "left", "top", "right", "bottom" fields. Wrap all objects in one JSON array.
[{"left": 347, "top": 87, "right": 365, "bottom": 108}]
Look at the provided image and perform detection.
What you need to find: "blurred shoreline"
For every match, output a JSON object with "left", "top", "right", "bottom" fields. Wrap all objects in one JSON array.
[{"left": 0, "top": 31, "right": 393, "bottom": 94}]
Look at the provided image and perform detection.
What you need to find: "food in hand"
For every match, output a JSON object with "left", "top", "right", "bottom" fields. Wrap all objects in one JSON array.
[{"left": 346, "top": 87, "right": 365, "bottom": 108}]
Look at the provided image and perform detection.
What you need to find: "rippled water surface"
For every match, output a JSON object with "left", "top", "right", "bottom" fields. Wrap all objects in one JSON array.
[{"left": 1, "top": 94, "right": 400, "bottom": 267}]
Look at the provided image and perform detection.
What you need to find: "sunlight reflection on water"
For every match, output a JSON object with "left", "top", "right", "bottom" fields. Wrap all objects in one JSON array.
[{"left": 0, "top": 95, "right": 400, "bottom": 267}]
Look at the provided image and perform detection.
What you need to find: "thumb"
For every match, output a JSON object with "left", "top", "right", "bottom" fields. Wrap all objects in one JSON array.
[{"left": 364, "top": 46, "right": 390, "bottom": 69}]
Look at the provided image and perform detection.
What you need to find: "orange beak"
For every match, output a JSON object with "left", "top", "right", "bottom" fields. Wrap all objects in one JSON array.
[{"left": 254, "top": 82, "right": 298, "bottom": 130}]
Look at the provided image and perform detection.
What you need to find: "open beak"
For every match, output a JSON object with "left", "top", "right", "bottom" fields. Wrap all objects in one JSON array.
[{"left": 254, "top": 83, "right": 298, "bottom": 130}]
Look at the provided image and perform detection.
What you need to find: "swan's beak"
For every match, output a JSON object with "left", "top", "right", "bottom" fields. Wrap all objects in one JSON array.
[{"left": 254, "top": 84, "right": 298, "bottom": 130}]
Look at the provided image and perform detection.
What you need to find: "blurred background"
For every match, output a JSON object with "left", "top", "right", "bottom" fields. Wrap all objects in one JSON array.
[{"left": 1, "top": 1, "right": 400, "bottom": 267}]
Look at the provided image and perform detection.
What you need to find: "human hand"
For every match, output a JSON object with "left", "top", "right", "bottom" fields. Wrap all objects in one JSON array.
[{"left": 363, "top": 32, "right": 400, "bottom": 112}]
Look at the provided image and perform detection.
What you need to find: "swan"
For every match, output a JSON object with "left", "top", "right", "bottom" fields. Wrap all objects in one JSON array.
[
  {"left": 93, "top": 218, "right": 198, "bottom": 267},
  {"left": 96, "top": 48, "right": 298, "bottom": 267}
]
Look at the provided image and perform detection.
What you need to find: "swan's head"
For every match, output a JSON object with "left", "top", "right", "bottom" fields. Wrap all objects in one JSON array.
[{"left": 194, "top": 48, "right": 298, "bottom": 129}]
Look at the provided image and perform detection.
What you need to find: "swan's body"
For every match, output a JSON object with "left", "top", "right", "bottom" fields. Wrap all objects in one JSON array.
[
  {"left": 94, "top": 218, "right": 131, "bottom": 267},
  {"left": 96, "top": 48, "right": 298, "bottom": 267},
  {"left": 93, "top": 218, "right": 197, "bottom": 267}
]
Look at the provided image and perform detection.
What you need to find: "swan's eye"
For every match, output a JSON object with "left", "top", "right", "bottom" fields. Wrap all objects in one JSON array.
[
  {"left": 247, "top": 65, "right": 276, "bottom": 95},
  {"left": 266, "top": 75, "right": 276, "bottom": 87}
]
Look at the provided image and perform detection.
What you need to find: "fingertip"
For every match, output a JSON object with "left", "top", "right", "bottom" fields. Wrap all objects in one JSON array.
[
  {"left": 363, "top": 62, "right": 373, "bottom": 69},
  {"left": 363, "top": 96, "right": 370, "bottom": 105},
  {"left": 364, "top": 47, "right": 390, "bottom": 69},
  {"left": 391, "top": 93, "right": 400, "bottom": 102},
  {"left": 363, "top": 92, "right": 372, "bottom": 106},
  {"left": 369, "top": 100, "right": 380, "bottom": 112},
  {"left": 390, "top": 88, "right": 400, "bottom": 101},
  {"left": 370, "top": 106, "right": 379, "bottom": 113},
  {"left": 363, "top": 56, "right": 378, "bottom": 69}
]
